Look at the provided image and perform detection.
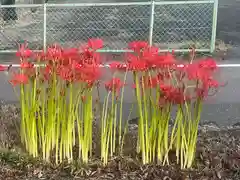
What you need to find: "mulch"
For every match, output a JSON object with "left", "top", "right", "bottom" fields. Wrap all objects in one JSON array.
[{"left": 0, "top": 101, "right": 240, "bottom": 180}]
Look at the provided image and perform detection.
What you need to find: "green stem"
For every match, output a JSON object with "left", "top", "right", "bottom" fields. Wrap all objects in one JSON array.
[
  {"left": 134, "top": 73, "right": 146, "bottom": 164},
  {"left": 118, "top": 71, "right": 128, "bottom": 154}
]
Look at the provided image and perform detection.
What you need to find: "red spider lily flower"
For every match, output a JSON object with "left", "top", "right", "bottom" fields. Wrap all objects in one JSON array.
[
  {"left": 77, "top": 64, "right": 101, "bottom": 84},
  {"left": 141, "top": 47, "right": 159, "bottom": 68},
  {"left": 85, "top": 80, "right": 96, "bottom": 88},
  {"left": 195, "top": 78, "right": 220, "bottom": 99},
  {"left": 45, "top": 44, "right": 63, "bottom": 61},
  {"left": 91, "top": 52, "right": 102, "bottom": 65},
  {"left": 35, "top": 50, "right": 46, "bottom": 62},
  {"left": 160, "top": 84, "right": 174, "bottom": 97},
  {"left": 73, "top": 62, "right": 82, "bottom": 69},
  {"left": 80, "top": 44, "right": 93, "bottom": 56},
  {"left": 128, "top": 41, "right": 149, "bottom": 53},
  {"left": 184, "top": 58, "right": 219, "bottom": 99},
  {"left": 87, "top": 38, "right": 104, "bottom": 51},
  {"left": 170, "top": 89, "right": 189, "bottom": 104},
  {"left": 68, "top": 59, "right": 82, "bottom": 70},
  {"left": 160, "top": 85, "right": 189, "bottom": 105},
  {"left": 142, "top": 46, "right": 158, "bottom": 55},
  {"left": 126, "top": 53, "right": 138, "bottom": 63},
  {"left": 127, "top": 59, "right": 148, "bottom": 71},
  {"left": 16, "top": 43, "right": 32, "bottom": 59},
  {"left": 61, "top": 48, "right": 79, "bottom": 65},
  {"left": 164, "top": 52, "right": 176, "bottom": 63},
  {"left": 156, "top": 53, "right": 176, "bottom": 68},
  {"left": 197, "top": 58, "right": 217, "bottom": 70},
  {"left": 183, "top": 59, "right": 217, "bottom": 83},
  {"left": 149, "top": 76, "right": 161, "bottom": 88},
  {"left": 9, "top": 73, "right": 28, "bottom": 86},
  {"left": 78, "top": 49, "right": 102, "bottom": 65},
  {"left": 23, "top": 67, "right": 36, "bottom": 79},
  {"left": 189, "top": 68, "right": 212, "bottom": 83},
  {"left": 195, "top": 87, "right": 208, "bottom": 99},
  {"left": 0, "top": 65, "right": 7, "bottom": 71},
  {"left": 20, "top": 62, "right": 34, "bottom": 69},
  {"left": 42, "top": 65, "right": 52, "bottom": 81},
  {"left": 143, "top": 52, "right": 176, "bottom": 68},
  {"left": 204, "top": 78, "right": 219, "bottom": 88},
  {"left": 126, "top": 54, "right": 148, "bottom": 71},
  {"left": 78, "top": 42, "right": 103, "bottom": 65},
  {"left": 160, "top": 90, "right": 190, "bottom": 106},
  {"left": 109, "top": 61, "right": 127, "bottom": 71},
  {"left": 58, "top": 66, "right": 75, "bottom": 82},
  {"left": 105, "top": 78, "right": 124, "bottom": 96},
  {"left": 109, "top": 61, "right": 121, "bottom": 69},
  {"left": 62, "top": 48, "right": 79, "bottom": 57}
]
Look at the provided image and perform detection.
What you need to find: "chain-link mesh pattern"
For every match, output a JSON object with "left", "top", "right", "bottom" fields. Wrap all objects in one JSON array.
[
  {"left": 153, "top": 3, "right": 213, "bottom": 49},
  {"left": 0, "top": 6, "right": 44, "bottom": 51},
  {"left": 46, "top": 5, "right": 151, "bottom": 49},
  {"left": 0, "top": 1, "right": 215, "bottom": 52}
]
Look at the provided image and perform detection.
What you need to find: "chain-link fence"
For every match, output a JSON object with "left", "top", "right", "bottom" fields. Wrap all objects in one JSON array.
[
  {"left": 153, "top": 1, "right": 215, "bottom": 51},
  {"left": 0, "top": 0, "right": 218, "bottom": 53}
]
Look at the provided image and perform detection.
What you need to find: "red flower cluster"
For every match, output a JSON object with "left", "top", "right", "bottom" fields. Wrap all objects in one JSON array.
[
  {"left": 16, "top": 43, "right": 32, "bottom": 59},
  {"left": 109, "top": 41, "right": 220, "bottom": 105},
  {"left": 9, "top": 39, "right": 220, "bottom": 105},
  {"left": 109, "top": 41, "right": 176, "bottom": 72},
  {"left": 105, "top": 78, "right": 124, "bottom": 95},
  {"left": 10, "top": 38, "right": 104, "bottom": 87},
  {"left": 10, "top": 73, "right": 29, "bottom": 86}
]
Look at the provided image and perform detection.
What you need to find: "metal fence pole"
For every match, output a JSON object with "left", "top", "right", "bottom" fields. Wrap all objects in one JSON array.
[
  {"left": 149, "top": 0, "right": 155, "bottom": 46},
  {"left": 43, "top": 3, "right": 47, "bottom": 52},
  {"left": 210, "top": 0, "right": 219, "bottom": 53}
]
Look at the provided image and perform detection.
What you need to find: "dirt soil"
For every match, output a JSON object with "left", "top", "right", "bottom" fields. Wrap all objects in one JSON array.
[{"left": 0, "top": 101, "right": 240, "bottom": 180}]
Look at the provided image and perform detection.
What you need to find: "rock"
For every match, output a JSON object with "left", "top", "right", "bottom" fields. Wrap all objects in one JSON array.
[
  {"left": 128, "top": 117, "right": 139, "bottom": 125},
  {"left": 199, "top": 121, "right": 221, "bottom": 132},
  {"left": 232, "top": 122, "right": 240, "bottom": 129},
  {"left": 128, "top": 124, "right": 138, "bottom": 132}
]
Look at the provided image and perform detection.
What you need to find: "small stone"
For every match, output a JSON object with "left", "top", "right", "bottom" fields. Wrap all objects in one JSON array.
[
  {"left": 200, "top": 121, "right": 220, "bottom": 131},
  {"left": 232, "top": 122, "right": 240, "bottom": 129},
  {"left": 128, "top": 117, "right": 139, "bottom": 125},
  {"left": 128, "top": 124, "right": 138, "bottom": 132}
]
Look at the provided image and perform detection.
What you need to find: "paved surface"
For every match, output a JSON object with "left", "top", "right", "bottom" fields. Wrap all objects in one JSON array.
[
  {"left": 217, "top": 0, "right": 240, "bottom": 45},
  {"left": 1, "top": 59, "right": 240, "bottom": 127}
]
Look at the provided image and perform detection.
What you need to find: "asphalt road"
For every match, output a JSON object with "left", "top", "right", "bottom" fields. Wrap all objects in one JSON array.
[
  {"left": 0, "top": 58, "right": 240, "bottom": 127},
  {"left": 217, "top": 0, "right": 240, "bottom": 45}
]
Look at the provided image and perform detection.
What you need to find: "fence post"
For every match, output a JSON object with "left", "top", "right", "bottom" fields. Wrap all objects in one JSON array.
[
  {"left": 210, "top": 0, "right": 219, "bottom": 53},
  {"left": 43, "top": 3, "right": 47, "bottom": 52},
  {"left": 149, "top": 0, "right": 155, "bottom": 46}
]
